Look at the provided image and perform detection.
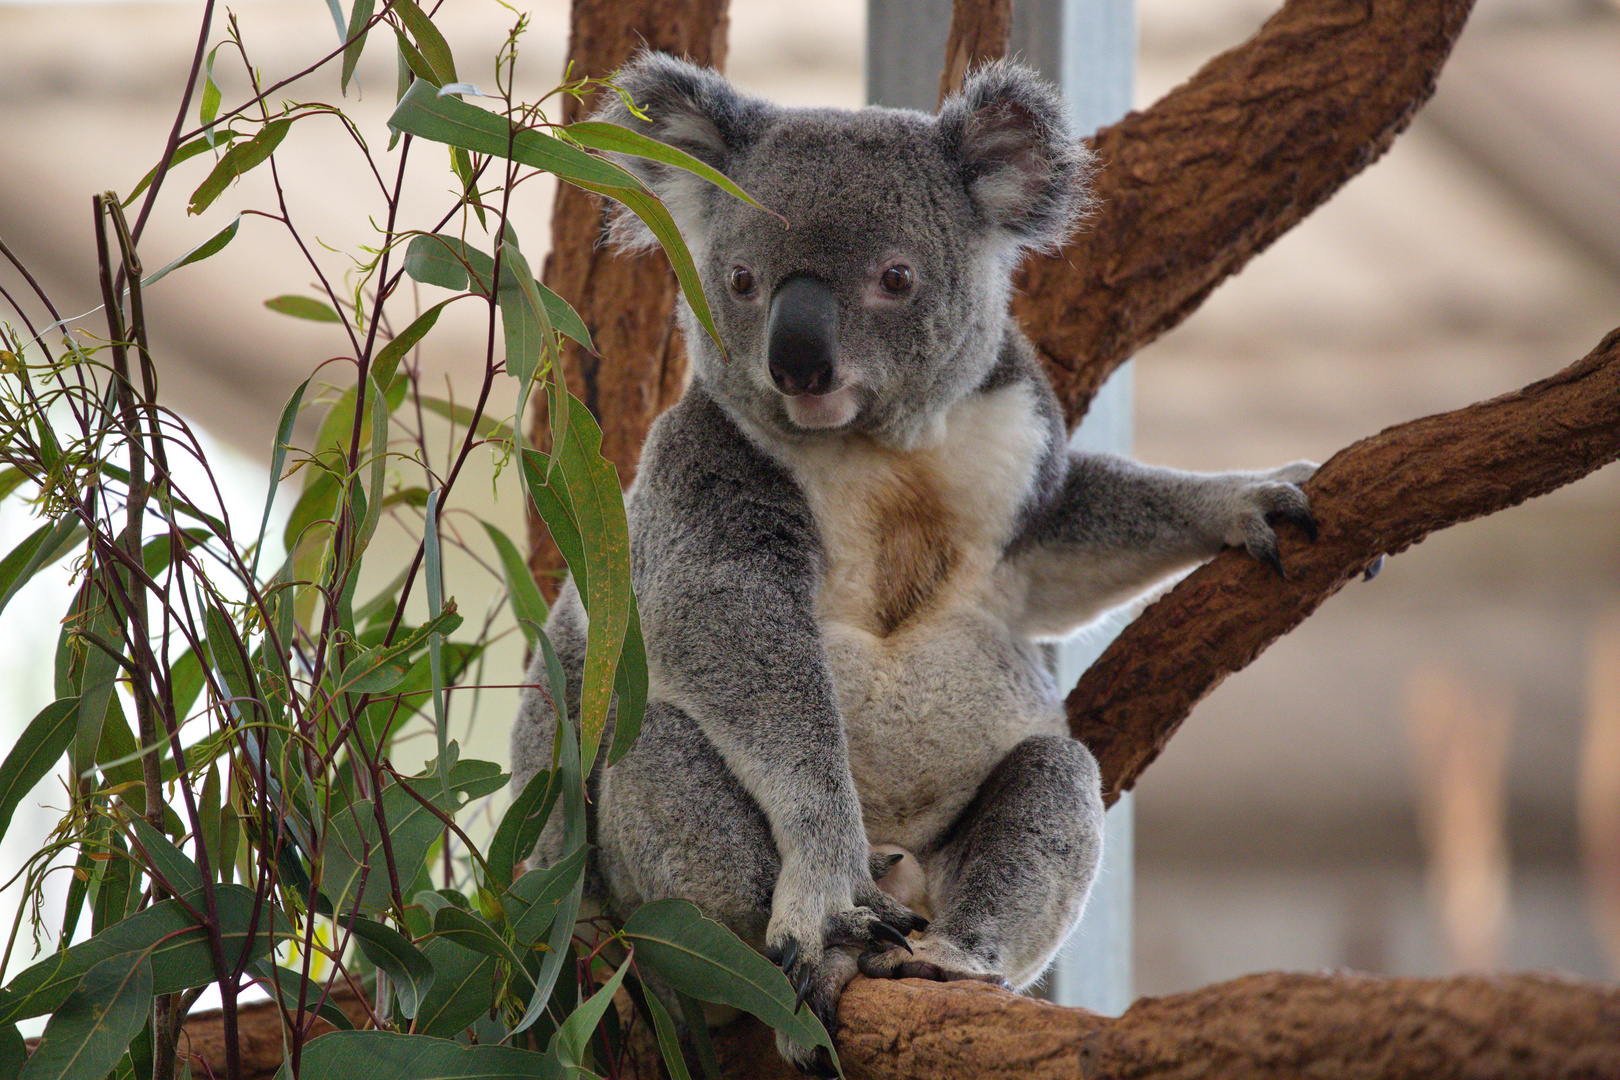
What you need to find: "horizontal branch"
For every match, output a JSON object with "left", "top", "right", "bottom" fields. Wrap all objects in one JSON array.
[
  {"left": 1071, "top": 326, "right": 1620, "bottom": 802},
  {"left": 145, "top": 967, "right": 1620, "bottom": 1080}
]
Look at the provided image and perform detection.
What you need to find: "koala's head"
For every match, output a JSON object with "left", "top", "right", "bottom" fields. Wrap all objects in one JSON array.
[{"left": 595, "top": 53, "right": 1091, "bottom": 448}]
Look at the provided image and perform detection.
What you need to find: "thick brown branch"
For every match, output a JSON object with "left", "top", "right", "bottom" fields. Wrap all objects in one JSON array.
[
  {"left": 937, "top": 0, "right": 1011, "bottom": 105},
  {"left": 525, "top": 0, "right": 728, "bottom": 600},
  {"left": 1018, "top": 0, "right": 1476, "bottom": 429},
  {"left": 1072, "top": 327, "right": 1620, "bottom": 803},
  {"left": 138, "top": 969, "right": 1620, "bottom": 1080},
  {"left": 818, "top": 972, "right": 1620, "bottom": 1080}
]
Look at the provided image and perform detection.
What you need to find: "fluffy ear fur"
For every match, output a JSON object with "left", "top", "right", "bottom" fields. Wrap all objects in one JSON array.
[
  {"left": 937, "top": 62, "right": 1093, "bottom": 254},
  {"left": 590, "top": 52, "right": 764, "bottom": 252}
]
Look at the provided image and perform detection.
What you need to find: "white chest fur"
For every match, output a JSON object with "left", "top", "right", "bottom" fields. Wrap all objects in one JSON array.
[{"left": 778, "top": 383, "right": 1066, "bottom": 850}]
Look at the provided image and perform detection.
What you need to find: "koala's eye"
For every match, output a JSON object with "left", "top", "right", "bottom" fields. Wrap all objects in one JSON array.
[
  {"left": 879, "top": 265, "right": 914, "bottom": 296},
  {"left": 728, "top": 267, "right": 756, "bottom": 296}
]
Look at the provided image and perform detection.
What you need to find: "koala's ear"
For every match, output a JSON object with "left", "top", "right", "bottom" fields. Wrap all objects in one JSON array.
[
  {"left": 591, "top": 52, "right": 763, "bottom": 252},
  {"left": 937, "top": 62, "right": 1093, "bottom": 253}
]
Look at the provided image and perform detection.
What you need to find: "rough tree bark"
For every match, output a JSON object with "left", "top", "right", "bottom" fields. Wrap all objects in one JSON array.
[
  {"left": 937, "top": 0, "right": 1011, "bottom": 104},
  {"left": 177, "top": 970, "right": 1620, "bottom": 1079}
]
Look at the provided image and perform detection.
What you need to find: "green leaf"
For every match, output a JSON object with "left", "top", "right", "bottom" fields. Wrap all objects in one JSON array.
[
  {"left": 482, "top": 520, "right": 547, "bottom": 650},
  {"left": 341, "top": 0, "right": 375, "bottom": 94},
  {"left": 198, "top": 45, "right": 223, "bottom": 144},
  {"left": 188, "top": 118, "right": 293, "bottom": 215},
  {"left": 564, "top": 120, "right": 771, "bottom": 219},
  {"left": 627, "top": 974, "right": 691, "bottom": 1080},
  {"left": 608, "top": 603, "right": 647, "bottom": 765},
  {"left": 0, "top": 1023, "right": 23, "bottom": 1078},
  {"left": 321, "top": 752, "right": 505, "bottom": 915},
  {"left": 73, "top": 600, "right": 122, "bottom": 782},
  {"left": 340, "top": 917, "right": 432, "bottom": 1019},
  {"left": 122, "top": 130, "right": 242, "bottom": 208},
  {"left": 0, "top": 697, "right": 77, "bottom": 847},
  {"left": 139, "top": 216, "right": 241, "bottom": 289},
  {"left": 431, "top": 906, "right": 529, "bottom": 977},
  {"left": 391, "top": 75, "right": 742, "bottom": 347},
  {"left": 507, "top": 845, "right": 586, "bottom": 948},
  {"left": 551, "top": 954, "right": 629, "bottom": 1069},
  {"left": 622, "top": 899, "right": 834, "bottom": 1057},
  {"left": 205, "top": 604, "right": 269, "bottom": 731},
  {"left": 536, "top": 282, "right": 593, "bottom": 354},
  {"left": 0, "top": 467, "right": 27, "bottom": 503},
  {"left": 413, "top": 938, "right": 496, "bottom": 1038},
  {"left": 0, "top": 516, "right": 86, "bottom": 618},
  {"left": 18, "top": 952, "right": 152, "bottom": 1080},
  {"left": 254, "top": 378, "right": 310, "bottom": 579},
  {"left": 129, "top": 818, "right": 203, "bottom": 896},
  {"left": 334, "top": 605, "right": 462, "bottom": 695},
  {"left": 486, "top": 768, "right": 558, "bottom": 893},
  {"left": 494, "top": 236, "right": 550, "bottom": 387},
  {"left": 520, "top": 396, "right": 637, "bottom": 772},
  {"left": 279, "top": 1030, "right": 562, "bottom": 1079},
  {"left": 0, "top": 885, "right": 285, "bottom": 1023},
  {"left": 372, "top": 299, "right": 451, "bottom": 388},
  {"left": 391, "top": 0, "right": 456, "bottom": 86},
  {"left": 264, "top": 295, "right": 342, "bottom": 323}
]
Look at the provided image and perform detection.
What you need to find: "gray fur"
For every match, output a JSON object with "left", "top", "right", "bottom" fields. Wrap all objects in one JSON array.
[{"left": 512, "top": 55, "right": 1318, "bottom": 1073}]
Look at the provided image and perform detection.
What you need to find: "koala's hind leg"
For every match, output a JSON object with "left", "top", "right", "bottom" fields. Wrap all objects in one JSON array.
[
  {"left": 859, "top": 734, "right": 1104, "bottom": 989},
  {"left": 595, "top": 701, "right": 781, "bottom": 946}
]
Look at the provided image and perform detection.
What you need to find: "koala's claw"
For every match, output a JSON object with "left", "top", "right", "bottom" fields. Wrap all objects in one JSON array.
[
  {"left": 871, "top": 920, "right": 914, "bottom": 953},
  {"left": 1253, "top": 538, "right": 1287, "bottom": 580},
  {"left": 1363, "top": 554, "right": 1385, "bottom": 581},
  {"left": 793, "top": 965, "right": 815, "bottom": 1012},
  {"left": 770, "top": 937, "right": 799, "bottom": 974}
]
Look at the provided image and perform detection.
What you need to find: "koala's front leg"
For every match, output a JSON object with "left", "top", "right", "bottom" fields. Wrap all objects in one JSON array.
[
  {"left": 1012, "top": 454, "right": 1320, "bottom": 637},
  {"left": 639, "top": 565, "right": 925, "bottom": 1072}
]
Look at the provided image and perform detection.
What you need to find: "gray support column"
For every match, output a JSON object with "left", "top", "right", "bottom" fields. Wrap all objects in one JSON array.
[{"left": 868, "top": 0, "right": 1136, "bottom": 1015}]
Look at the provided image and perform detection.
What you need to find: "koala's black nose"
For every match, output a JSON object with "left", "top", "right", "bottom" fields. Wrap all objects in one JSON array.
[{"left": 767, "top": 275, "right": 838, "bottom": 396}]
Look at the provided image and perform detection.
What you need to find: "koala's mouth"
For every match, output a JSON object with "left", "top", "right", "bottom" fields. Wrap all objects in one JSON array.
[{"left": 781, "top": 384, "right": 859, "bottom": 430}]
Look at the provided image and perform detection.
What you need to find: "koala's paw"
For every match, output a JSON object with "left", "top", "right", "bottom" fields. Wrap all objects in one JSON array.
[
  {"left": 1226, "top": 460, "right": 1319, "bottom": 579},
  {"left": 856, "top": 932, "right": 1008, "bottom": 986},
  {"left": 765, "top": 897, "right": 928, "bottom": 1074}
]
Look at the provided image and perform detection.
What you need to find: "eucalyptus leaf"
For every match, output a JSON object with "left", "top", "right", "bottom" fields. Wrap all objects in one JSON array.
[
  {"left": 129, "top": 818, "right": 204, "bottom": 896},
  {"left": 0, "top": 884, "right": 285, "bottom": 1023},
  {"left": 188, "top": 118, "right": 293, "bottom": 215},
  {"left": 413, "top": 938, "right": 496, "bottom": 1038},
  {"left": 279, "top": 1030, "right": 563, "bottom": 1079},
  {"left": 486, "top": 767, "right": 559, "bottom": 894},
  {"left": 264, "top": 295, "right": 342, "bottom": 323},
  {"left": 340, "top": 917, "right": 433, "bottom": 1019},
  {"left": 622, "top": 899, "right": 834, "bottom": 1057},
  {"left": 0, "top": 697, "right": 77, "bottom": 848},
  {"left": 18, "top": 952, "right": 152, "bottom": 1080},
  {"left": 551, "top": 954, "right": 629, "bottom": 1069}
]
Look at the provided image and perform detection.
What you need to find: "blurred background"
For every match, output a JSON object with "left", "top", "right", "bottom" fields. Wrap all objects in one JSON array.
[{"left": 1, "top": 0, "right": 1617, "bottom": 1002}]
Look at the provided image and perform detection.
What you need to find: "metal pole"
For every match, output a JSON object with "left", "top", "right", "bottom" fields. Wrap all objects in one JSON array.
[{"left": 868, "top": 0, "right": 1137, "bottom": 1014}]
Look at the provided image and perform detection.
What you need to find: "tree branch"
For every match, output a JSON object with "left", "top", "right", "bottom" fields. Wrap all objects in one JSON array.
[
  {"left": 936, "top": 0, "right": 1010, "bottom": 104},
  {"left": 1073, "top": 327, "right": 1620, "bottom": 802},
  {"left": 1019, "top": 0, "right": 1476, "bottom": 429}
]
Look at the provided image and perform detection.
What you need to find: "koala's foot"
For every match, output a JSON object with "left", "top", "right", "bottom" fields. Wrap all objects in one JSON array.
[
  {"left": 1225, "top": 460, "right": 1319, "bottom": 578},
  {"left": 856, "top": 932, "right": 1009, "bottom": 987},
  {"left": 765, "top": 894, "right": 928, "bottom": 1075}
]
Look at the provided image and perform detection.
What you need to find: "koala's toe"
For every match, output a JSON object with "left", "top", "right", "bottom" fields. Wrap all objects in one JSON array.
[{"left": 857, "top": 935, "right": 1006, "bottom": 985}]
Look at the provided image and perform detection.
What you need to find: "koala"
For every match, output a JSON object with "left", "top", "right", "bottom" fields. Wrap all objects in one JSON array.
[{"left": 511, "top": 53, "right": 1320, "bottom": 1074}]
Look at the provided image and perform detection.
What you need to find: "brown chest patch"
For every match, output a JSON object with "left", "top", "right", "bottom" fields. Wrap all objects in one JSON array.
[{"left": 870, "top": 458, "right": 958, "bottom": 636}]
